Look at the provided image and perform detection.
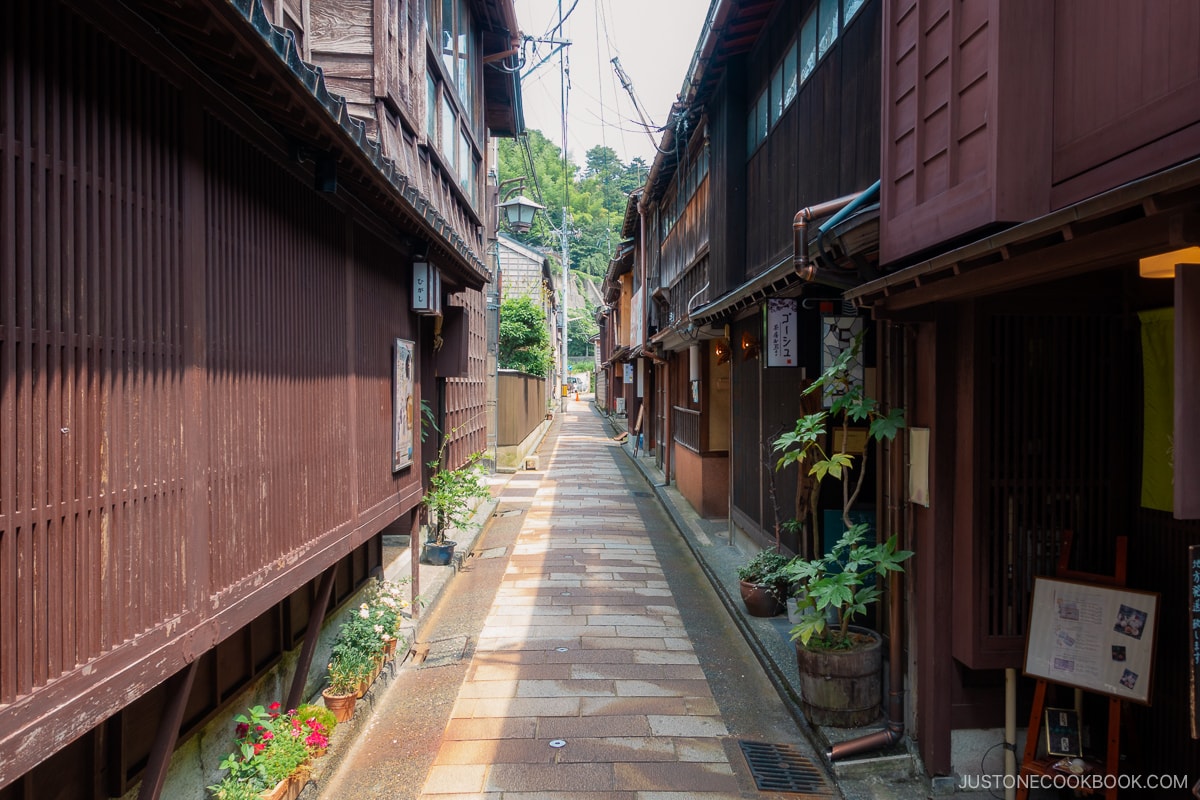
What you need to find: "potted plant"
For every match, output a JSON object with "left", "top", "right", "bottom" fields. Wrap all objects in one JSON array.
[
  {"left": 735, "top": 548, "right": 791, "bottom": 617},
  {"left": 293, "top": 703, "right": 335, "bottom": 757},
  {"left": 421, "top": 449, "right": 490, "bottom": 565},
  {"left": 772, "top": 330, "right": 911, "bottom": 726},
  {"left": 207, "top": 703, "right": 312, "bottom": 800},
  {"left": 320, "top": 603, "right": 381, "bottom": 721}
]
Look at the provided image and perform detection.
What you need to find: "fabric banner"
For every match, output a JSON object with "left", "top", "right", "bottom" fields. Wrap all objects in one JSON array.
[{"left": 1139, "top": 308, "right": 1174, "bottom": 511}]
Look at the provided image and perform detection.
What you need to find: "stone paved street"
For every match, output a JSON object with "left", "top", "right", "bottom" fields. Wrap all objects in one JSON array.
[{"left": 314, "top": 397, "right": 833, "bottom": 799}]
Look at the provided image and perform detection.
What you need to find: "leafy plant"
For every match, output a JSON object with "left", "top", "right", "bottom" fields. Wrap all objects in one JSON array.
[
  {"left": 422, "top": 451, "right": 491, "bottom": 546},
  {"left": 772, "top": 330, "right": 912, "bottom": 649},
  {"left": 498, "top": 295, "right": 554, "bottom": 377},
  {"left": 326, "top": 605, "right": 383, "bottom": 695},
  {"left": 294, "top": 703, "right": 336, "bottom": 751},
  {"left": 735, "top": 549, "right": 791, "bottom": 601},
  {"left": 208, "top": 703, "right": 312, "bottom": 797}
]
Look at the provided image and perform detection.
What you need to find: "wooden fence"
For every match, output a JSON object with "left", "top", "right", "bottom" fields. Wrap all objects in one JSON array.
[{"left": 497, "top": 371, "right": 547, "bottom": 446}]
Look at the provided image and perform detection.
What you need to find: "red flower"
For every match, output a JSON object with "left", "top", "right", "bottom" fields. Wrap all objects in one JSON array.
[
  {"left": 253, "top": 743, "right": 265, "bottom": 756},
  {"left": 235, "top": 723, "right": 250, "bottom": 738}
]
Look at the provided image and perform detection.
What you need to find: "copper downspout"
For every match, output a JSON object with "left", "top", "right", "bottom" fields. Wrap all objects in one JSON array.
[
  {"left": 828, "top": 320, "right": 909, "bottom": 761},
  {"left": 793, "top": 192, "right": 865, "bottom": 287}
]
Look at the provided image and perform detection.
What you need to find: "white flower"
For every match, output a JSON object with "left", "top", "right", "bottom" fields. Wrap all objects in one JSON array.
[{"left": 358, "top": 607, "right": 370, "bottom": 619}]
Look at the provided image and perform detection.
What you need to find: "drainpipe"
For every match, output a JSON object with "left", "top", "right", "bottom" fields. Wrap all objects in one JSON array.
[
  {"left": 828, "top": 320, "right": 907, "bottom": 761},
  {"left": 793, "top": 191, "right": 867, "bottom": 288}
]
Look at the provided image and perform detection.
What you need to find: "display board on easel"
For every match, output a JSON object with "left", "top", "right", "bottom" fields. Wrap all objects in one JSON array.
[{"left": 1024, "top": 577, "right": 1160, "bottom": 705}]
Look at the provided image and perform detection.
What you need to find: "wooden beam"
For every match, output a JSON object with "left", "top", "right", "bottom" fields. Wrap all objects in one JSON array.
[
  {"left": 135, "top": 662, "right": 198, "bottom": 800},
  {"left": 286, "top": 567, "right": 337, "bottom": 711}
]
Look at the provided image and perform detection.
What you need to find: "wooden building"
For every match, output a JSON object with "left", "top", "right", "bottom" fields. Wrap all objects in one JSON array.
[
  {"left": 0, "top": 0, "right": 521, "bottom": 796},
  {"left": 851, "top": 0, "right": 1200, "bottom": 779},
  {"left": 634, "top": 0, "right": 1200, "bottom": 785}
]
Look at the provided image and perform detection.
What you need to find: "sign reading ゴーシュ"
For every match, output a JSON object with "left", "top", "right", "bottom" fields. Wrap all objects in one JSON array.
[{"left": 767, "top": 298, "right": 798, "bottom": 367}]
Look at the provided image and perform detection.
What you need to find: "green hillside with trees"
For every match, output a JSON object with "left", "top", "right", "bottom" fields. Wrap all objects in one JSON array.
[{"left": 498, "top": 130, "right": 642, "bottom": 367}]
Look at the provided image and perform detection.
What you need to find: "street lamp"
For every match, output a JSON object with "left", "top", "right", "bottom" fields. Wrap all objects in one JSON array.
[{"left": 499, "top": 194, "right": 545, "bottom": 234}]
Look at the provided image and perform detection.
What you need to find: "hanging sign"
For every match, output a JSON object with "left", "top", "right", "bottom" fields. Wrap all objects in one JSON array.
[
  {"left": 412, "top": 261, "right": 442, "bottom": 315},
  {"left": 766, "top": 298, "right": 798, "bottom": 367}
]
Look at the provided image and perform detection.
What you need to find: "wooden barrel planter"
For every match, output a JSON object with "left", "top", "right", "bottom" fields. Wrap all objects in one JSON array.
[
  {"left": 794, "top": 626, "right": 883, "bottom": 727},
  {"left": 738, "top": 580, "right": 784, "bottom": 617}
]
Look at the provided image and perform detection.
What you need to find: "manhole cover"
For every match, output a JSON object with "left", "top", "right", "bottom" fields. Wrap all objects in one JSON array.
[{"left": 737, "top": 741, "right": 836, "bottom": 795}]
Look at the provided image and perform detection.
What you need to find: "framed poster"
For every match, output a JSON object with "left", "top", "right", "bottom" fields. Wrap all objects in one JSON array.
[
  {"left": 1023, "top": 577, "right": 1160, "bottom": 705},
  {"left": 392, "top": 338, "right": 415, "bottom": 472}
]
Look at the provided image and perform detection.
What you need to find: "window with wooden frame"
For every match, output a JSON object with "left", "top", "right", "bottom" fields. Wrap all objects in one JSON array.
[{"left": 424, "top": 0, "right": 483, "bottom": 206}]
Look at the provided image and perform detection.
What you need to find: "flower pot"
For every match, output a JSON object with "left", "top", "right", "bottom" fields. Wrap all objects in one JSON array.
[
  {"left": 794, "top": 625, "right": 883, "bottom": 727},
  {"left": 384, "top": 637, "right": 398, "bottom": 660},
  {"left": 739, "top": 580, "right": 784, "bottom": 617},
  {"left": 422, "top": 540, "right": 457, "bottom": 566},
  {"left": 260, "top": 770, "right": 305, "bottom": 800},
  {"left": 321, "top": 687, "right": 356, "bottom": 723}
]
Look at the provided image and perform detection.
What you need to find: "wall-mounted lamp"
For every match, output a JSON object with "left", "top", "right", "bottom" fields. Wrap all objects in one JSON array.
[
  {"left": 1139, "top": 246, "right": 1200, "bottom": 278},
  {"left": 499, "top": 194, "right": 545, "bottom": 234},
  {"left": 714, "top": 338, "right": 731, "bottom": 364},
  {"left": 740, "top": 331, "right": 760, "bottom": 360}
]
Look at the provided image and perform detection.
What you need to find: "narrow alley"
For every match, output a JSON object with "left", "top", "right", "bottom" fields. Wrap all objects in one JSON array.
[{"left": 312, "top": 397, "right": 836, "bottom": 799}]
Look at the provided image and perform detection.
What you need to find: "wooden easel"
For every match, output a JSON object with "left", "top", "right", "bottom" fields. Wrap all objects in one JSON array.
[{"left": 1017, "top": 532, "right": 1127, "bottom": 800}]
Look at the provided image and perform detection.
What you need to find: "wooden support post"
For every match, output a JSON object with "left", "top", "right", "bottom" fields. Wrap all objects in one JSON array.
[
  {"left": 410, "top": 506, "right": 422, "bottom": 620},
  {"left": 136, "top": 661, "right": 198, "bottom": 800},
  {"left": 286, "top": 566, "right": 337, "bottom": 711}
]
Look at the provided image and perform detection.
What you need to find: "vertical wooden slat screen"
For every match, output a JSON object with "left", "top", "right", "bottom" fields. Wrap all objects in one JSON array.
[
  {"left": 1, "top": 0, "right": 187, "bottom": 701},
  {"left": 443, "top": 288, "right": 487, "bottom": 468},
  {"left": 981, "top": 312, "right": 1126, "bottom": 641},
  {"left": 202, "top": 116, "right": 351, "bottom": 592}
]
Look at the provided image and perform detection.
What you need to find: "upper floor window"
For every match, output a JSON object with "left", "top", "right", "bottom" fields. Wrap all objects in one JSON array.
[
  {"left": 748, "top": 0, "right": 866, "bottom": 155},
  {"left": 429, "top": 0, "right": 477, "bottom": 132},
  {"left": 425, "top": 0, "right": 482, "bottom": 206},
  {"left": 660, "top": 143, "right": 709, "bottom": 241}
]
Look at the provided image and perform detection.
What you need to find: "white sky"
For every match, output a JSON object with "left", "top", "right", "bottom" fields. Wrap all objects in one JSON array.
[{"left": 510, "top": 0, "right": 713, "bottom": 169}]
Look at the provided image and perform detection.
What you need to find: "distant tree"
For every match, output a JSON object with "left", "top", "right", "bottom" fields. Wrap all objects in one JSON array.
[
  {"left": 568, "top": 311, "right": 599, "bottom": 357},
  {"left": 498, "top": 129, "right": 646, "bottom": 290},
  {"left": 498, "top": 296, "right": 554, "bottom": 377}
]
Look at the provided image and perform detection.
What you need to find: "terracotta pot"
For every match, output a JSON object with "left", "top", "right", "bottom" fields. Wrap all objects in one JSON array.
[
  {"left": 321, "top": 687, "right": 356, "bottom": 723},
  {"left": 384, "top": 638, "right": 398, "bottom": 660},
  {"left": 739, "top": 580, "right": 784, "bottom": 617},
  {"left": 794, "top": 625, "right": 883, "bottom": 727}
]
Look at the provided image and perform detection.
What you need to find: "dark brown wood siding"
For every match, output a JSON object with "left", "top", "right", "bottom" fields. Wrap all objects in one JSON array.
[
  {"left": 881, "top": 0, "right": 1200, "bottom": 264},
  {"left": 0, "top": 0, "right": 469, "bottom": 788},
  {"left": 744, "top": 0, "right": 881, "bottom": 281},
  {"left": 1050, "top": 0, "right": 1200, "bottom": 206}
]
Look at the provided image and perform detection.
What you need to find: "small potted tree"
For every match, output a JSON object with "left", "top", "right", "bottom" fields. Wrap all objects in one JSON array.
[
  {"left": 421, "top": 449, "right": 491, "bottom": 565},
  {"left": 772, "top": 330, "right": 911, "bottom": 726}
]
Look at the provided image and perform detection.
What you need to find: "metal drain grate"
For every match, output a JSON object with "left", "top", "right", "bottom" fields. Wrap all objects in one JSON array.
[{"left": 738, "top": 741, "right": 836, "bottom": 795}]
